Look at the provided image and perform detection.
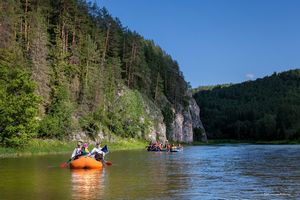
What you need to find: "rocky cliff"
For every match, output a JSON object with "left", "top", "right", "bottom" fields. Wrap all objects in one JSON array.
[
  {"left": 69, "top": 87, "right": 206, "bottom": 144},
  {"left": 169, "top": 92, "right": 207, "bottom": 143}
]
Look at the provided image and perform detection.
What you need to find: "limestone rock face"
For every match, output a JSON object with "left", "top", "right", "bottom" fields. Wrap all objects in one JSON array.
[
  {"left": 189, "top": 98, "right": 204, "bottom": 129},
  {"left": 142, "top": 95, "right": 167, "bottom": 144},
  {"left": 170, "top": 92, "right": 207, "bottom": 143},
  {"left": 171, "top": 111, "right": 193, "bottom": 143},
  {"left": 146, "top": 120, "right": 166, "bottom": 143},
  {"left": 68, "top": 87, "right": 206, "bottom": 144},
  {"left": 189, "top": 97, "right": 207, "bottom": 142}
]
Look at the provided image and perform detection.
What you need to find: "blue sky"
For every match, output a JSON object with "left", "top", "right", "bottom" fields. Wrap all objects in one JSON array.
[{"left": 96, "top": 0, "right": 300, "bottom": 88}]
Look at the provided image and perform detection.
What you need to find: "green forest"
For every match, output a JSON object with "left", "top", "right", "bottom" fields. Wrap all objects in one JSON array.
[
  {"left": 0, "top": 0, "right": 191, "bottom": 147},
  {"left": 193, "top": 69, "right": 300, "bottom": 141}
]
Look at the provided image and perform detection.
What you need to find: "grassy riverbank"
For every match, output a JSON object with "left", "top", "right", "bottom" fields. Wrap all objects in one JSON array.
[
  {"left": 2, "top": 138, "right": 299, "bottom": 158},
  {"left": 0, "top": 138, "right": 148, "bottom": 158},
  {"left": 193, "top": 139, "right": 300, "bottom": 145}
]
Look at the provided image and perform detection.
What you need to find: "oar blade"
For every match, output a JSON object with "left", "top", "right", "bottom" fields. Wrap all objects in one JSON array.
[
  {"left": 105, "top": 161, "right": 112, "bottom": 166},
  {"left": 60, "top": 162, "right": 68, "bottom": 168}
]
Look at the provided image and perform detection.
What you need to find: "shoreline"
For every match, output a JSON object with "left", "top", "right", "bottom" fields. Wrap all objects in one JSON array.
[
  {"left": 2, "top": 139, "right": 299, "bottom": 158},
  {"left": 193, "top": 139, "right": 300, "bottom": 145},
  {"left": 0, "top": 138, "right": 148, "bottom": 158}
]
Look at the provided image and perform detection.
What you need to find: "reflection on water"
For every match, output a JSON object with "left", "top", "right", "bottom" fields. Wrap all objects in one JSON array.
[{"left": 71, "top": 169, "right": 105, "bottom": 200}]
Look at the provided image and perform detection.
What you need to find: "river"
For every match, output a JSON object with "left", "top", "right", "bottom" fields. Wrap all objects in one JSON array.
[{"left": 1, "top": 145, "right": 300, "bottom": 199}]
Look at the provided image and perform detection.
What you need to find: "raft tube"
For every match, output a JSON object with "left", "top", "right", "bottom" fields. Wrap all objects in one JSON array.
[
  {"left": 147, "top": 148, "right": 183, "bottom": 152},
  {"left": 147, "top": 147, "right": 168, "bottom": 152},
  {"left": 70, "top": 156, "right": 103, "bottom": 169},
  {"left": 170, "top": 147, "right": 183, "bottom": 152}
]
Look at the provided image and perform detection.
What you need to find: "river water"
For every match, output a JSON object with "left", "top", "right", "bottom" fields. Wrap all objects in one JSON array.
[{"left": 1, "top": 145, "right": 300, "bottom": 199}]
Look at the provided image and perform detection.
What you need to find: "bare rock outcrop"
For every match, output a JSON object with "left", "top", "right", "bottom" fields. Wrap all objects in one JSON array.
[{"left": 170, "top": 92, "right": 207, "bottom": 143}]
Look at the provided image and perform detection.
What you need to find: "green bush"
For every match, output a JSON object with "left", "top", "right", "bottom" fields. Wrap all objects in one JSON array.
[
  {"left": 38, "top": 85, "right": 74, "bottom": 138},
  {"left": 162, "top": 104, "right": 174, "bottom": 139},
  {"left": 79, "top": 89, "right": 151, "bottom": 139},
  {"left": 79, "top": 112, "right": 102, "bottom": 139},
  {"left": 0, "top": 53, "right": 40, "bottom": 147}
]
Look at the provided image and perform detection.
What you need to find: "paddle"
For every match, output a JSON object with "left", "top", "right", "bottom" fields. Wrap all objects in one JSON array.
[
  {"left": 104, "top": 161, "right": 112, "bottom": 166},
  {"left": 60, "top": 158, "right": 72, "bottom": 168},
  {"left": 101, "top": 145, "right": 112, "bottom": 166}
]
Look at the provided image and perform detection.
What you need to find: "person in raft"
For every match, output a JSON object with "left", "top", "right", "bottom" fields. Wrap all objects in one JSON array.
[
  {"left": 71, "top": 142, "right": 83, "bottom": 160},
  {"left": 89, "top": 142, "right": 105, "bottom": 162},
  {"left": 81, "top": 143, "right": 90, "bottom": 156}
]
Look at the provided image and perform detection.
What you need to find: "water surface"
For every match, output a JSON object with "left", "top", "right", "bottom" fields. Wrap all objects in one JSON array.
[{"left": 1, "top": 145, "right": 300, "bottom": 199}]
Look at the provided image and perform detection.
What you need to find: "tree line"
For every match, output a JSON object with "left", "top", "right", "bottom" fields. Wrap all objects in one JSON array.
[
  {"left": 0, "top": 0, "right": 190, "bottom": 147},
  {"left": 193, "top": 69, "right": 300, "bottom": 141}
]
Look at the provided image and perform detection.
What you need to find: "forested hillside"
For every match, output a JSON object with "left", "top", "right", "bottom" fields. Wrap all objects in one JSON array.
[
  {"left": 193, "top": 69, "right": 300, "bottom": 141},
  {"left": 0, "top": 0, "right": 203, "bottom": 147}
]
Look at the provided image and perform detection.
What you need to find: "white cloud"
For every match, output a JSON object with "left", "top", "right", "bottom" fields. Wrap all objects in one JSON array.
[{"left": 246, "top": 73, "right": 255, "bottom": 80}]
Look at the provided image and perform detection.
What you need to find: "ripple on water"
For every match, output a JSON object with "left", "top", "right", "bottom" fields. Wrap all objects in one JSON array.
[{"left": 1, "top": 145, "right": 300, "bottom": 199}]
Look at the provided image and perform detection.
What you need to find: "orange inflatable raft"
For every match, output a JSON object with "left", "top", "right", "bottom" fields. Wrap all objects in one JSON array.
[{"left": 70, "top": 156, "right": 103, "bottom": 169}]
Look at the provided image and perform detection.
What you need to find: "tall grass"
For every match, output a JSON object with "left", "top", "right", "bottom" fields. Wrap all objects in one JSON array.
[{"left": 0, "top": 138, "right": 148, "bottom": 158}]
